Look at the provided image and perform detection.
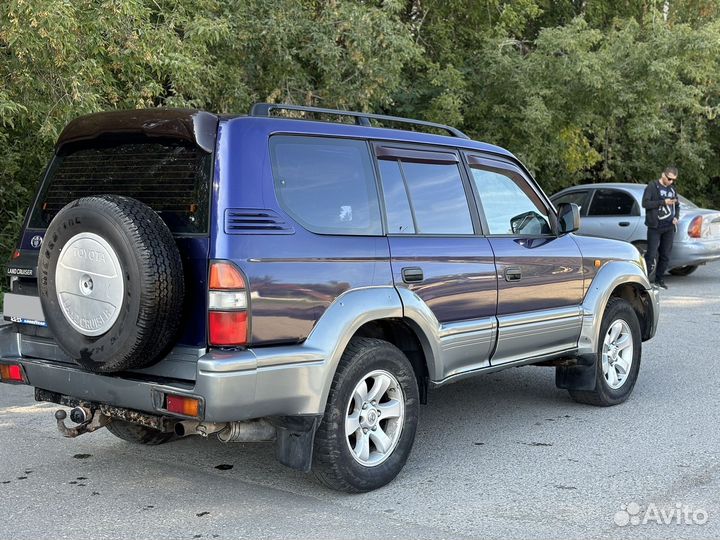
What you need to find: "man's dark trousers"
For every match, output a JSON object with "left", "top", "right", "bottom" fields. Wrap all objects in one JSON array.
[{"left": 645, "top": 226, "right": 674, "bottom": 279}]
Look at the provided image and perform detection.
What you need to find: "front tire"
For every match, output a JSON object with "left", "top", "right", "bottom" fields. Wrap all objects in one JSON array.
[
  {"left": 569, "top": 297, "right": 641, "bottom": 406},
  {"left": 669, "top": 265, "right": 698, "bottom": 276},
  {"left": 312, "top": 338, "right": 419, "bottom": 493}
]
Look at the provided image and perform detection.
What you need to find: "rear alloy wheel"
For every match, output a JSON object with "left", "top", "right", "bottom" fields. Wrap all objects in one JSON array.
[
  {"left": 569, "top": 297, "right": 641, "bottom": 406},
  {"left": 313, "top": 338, "right": 419, "bottom": 493},
  {"left": 669, "top": 265, "right": 698, "bottom": 276},
  {"left": 345, "top": 369, "right": 405, "bottom": 467}
]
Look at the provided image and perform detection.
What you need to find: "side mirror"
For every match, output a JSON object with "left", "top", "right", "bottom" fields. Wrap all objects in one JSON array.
[{"left": 557, "top": 203, "right": 580, "bottom": 234}]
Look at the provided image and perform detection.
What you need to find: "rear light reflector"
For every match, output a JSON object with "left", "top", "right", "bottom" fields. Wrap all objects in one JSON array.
[
  {"left": 210, "top": 261, "right": 246, "bottom": 289},
  {"left": 12, "top": 249, "right": 20, "bottom": 260},
  {"left": 165, "top": 394, "right": 201, "bottom": 417},
  {"left": 209, "top": 291, "right": 247, "bottom": 310},
  {"left": 688, "top": 216, "right": 703, "bottom": 238},
  {"left": 208, "top": 261, "right": 249, "bottom": 347},
  {"left": 0, "top": 363, "right": 27, "bottom": 384},
  {"left": 209, "top": 311, "right": 248, "bottom": 346}
]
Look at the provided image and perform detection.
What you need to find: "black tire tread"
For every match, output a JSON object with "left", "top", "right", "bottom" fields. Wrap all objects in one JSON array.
[
  {"left": 569, "top": 297, "right": 641, "bottom": 406},
  {"left": 106, "top": 419, "right": 174, "bottom": 445},
  {"left": 312, "top": 337, "right": 417, "bottom": 493},
  {"left": 669, "top": 265, "right": 698, "bottom": 276}
]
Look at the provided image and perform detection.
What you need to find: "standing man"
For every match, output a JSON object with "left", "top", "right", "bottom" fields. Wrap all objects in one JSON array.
[{"left": 642, "top": 166, "right": 679, "bottom": 289}]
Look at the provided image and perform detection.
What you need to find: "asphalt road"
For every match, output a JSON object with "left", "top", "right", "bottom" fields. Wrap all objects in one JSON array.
[{"left": 1, "top": 264, "right": 718, "bottom": 540}]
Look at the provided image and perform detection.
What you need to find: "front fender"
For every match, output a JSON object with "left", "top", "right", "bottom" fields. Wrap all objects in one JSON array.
[{"left": 577, "top": 260, "right": 659, "bottom": 355}]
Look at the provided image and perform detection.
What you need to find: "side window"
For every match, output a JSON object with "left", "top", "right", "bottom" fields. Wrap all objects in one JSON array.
[
  {"left": 470, "top": 167, "right": 552, "bottom": 236},
  {"left": 269, "top": 136, "right": 382, "bottom": 235},
  {"left": 377, "top": 158, "right": 473, "bottom": 235},
  {"left": 378, "top": 160, "right": 415, "bottom": 233},
  {"left": 587, "top": 189, "right": 636, "bottom": 216},
  {"left": 553, "top": 191, "right": 589, "bottom": 214}
]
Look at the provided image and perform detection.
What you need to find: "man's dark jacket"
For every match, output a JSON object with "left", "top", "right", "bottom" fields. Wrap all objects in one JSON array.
[{"left": 642, "top": 181, "right": 679, "bottom": 229}]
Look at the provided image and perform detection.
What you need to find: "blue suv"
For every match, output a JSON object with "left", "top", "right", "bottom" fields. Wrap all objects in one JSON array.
[{"left": 1, "top": 104, "right": 659, "bottom": 492}]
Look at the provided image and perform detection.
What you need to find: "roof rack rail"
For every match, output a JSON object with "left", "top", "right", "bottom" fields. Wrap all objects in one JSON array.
[{"left": 249, "top": 103, "right": 470, "bottom": 139}]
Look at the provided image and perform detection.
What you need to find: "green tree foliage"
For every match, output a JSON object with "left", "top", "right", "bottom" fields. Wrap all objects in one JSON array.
[{"left": 1, "top": 0, "right": 720, "bottom": 295}]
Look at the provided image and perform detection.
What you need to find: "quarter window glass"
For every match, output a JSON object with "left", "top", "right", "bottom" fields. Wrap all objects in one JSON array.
[
  {"left": 553, "top": 191, "right": 589, "bottom": 212},
  {"left": 470, "top": 168, "right": 552, "bottom": 235},
  {"left": 393, "top": 161, "right": 473, "bottom": 234},
  {"left": 270, "top": 136, "right": 382, "bottom": 235},
  {"left": 378, "top": 160, "right": 415, "bottom": 234},
  {"left": 587, "top": 189, "right": 636, "bottom": 216}
]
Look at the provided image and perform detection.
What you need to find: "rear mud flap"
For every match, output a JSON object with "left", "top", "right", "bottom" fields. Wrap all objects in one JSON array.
[
  {"left": 555, "top": 353, "right": 598, "bottom": 391},
  {"left": 274, "top": 416, "right": 321, "bottom": 473}
]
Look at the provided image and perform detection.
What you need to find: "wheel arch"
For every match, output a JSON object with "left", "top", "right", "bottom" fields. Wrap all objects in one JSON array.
[
  {"left": 303, "top": 287, "right": 438, "bottom": 412},
  {"left": 577, "top": 260, "right": 659, "bottom": 355}
]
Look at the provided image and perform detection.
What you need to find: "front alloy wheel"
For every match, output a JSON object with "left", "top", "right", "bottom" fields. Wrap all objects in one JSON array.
[
  {"left": 568, "top": 297, "right": 642, "bottom": 406},
  {"left": 601, "top": 319, "right": 634, "bottom": 390}
]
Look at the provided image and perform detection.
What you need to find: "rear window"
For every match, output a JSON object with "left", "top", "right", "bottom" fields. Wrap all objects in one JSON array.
[
  {"left": 30, "top": 142, "right": 212, "bottom": 234},
  {"left": 269, "top": 136, "right": 382, "bottom": 235}
]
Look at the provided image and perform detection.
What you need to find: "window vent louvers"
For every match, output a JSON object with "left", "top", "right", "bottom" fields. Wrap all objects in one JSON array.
[{"left": 224, "top": 209, "right": 294, "bottom": 234}]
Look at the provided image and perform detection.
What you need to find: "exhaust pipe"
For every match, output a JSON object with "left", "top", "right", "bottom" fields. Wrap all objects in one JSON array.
[
  {"left": 217, "top": 420, "right": 276, "bottom": 443},
  {"left": 174, "top": 419, "right": 276, "bottom": 442},
  {"left": 174, "top": 421, "right": 225, "bottom": 438}
]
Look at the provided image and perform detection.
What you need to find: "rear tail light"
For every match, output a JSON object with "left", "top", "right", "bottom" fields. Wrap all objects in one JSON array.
[
  {"left": 0, "top": 363, "right": 27, "bottom": 384},
  {"left": 208, "top": 261, "right": 249, "bottom": 347},
  {"left": 688, "top": 216, "right": 703, "bottom": 238}
]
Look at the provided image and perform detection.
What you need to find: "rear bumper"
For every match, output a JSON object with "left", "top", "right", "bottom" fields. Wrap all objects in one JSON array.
[
  {"left": 0, "top": 324, "right": 327, "bottom": 422},
  {"left": 670, "top": 239, "right": 720, "bottom": 268}
]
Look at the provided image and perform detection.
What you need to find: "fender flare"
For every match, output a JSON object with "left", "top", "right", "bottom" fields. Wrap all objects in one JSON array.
[
  {"left": 303, "top": 285, "right": 446, "bottom": 412},
  {"left": 577, "top": 260, "right": 657, "bottom": 356}
]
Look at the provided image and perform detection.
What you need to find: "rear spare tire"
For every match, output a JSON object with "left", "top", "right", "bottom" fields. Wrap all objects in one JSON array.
[{"left": 38, "top": 195, "right": 184, "bottom": 373}]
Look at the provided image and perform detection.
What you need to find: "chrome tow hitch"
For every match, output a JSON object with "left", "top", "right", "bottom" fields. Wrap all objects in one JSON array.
[{"left": 54, "top": 407, "right": 109, "bottom": 438}]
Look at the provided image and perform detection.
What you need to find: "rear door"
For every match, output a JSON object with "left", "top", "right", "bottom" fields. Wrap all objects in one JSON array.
[
  {"left": 374, "top": 143, "right": 498, "bottom": 381},
  {"left": 464, "top": 154, "right": 584, "bottom": 366},
  {"left": 582, "top": 188, "right": 642, "bottom": 241}
]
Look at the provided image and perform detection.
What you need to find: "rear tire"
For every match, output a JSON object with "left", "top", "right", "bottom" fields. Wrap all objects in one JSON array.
[
  {"left": 669, "top": 265, "right": 698, "bottom": 276},
  {"left": 106, "top": 420, "right": 174, "bottom": 445},
  {"left": 569, "top": 297, "right": 641, "bottom": 406},
  {"left": 312, "top": 338, "right": 419, "bottom": 493}
]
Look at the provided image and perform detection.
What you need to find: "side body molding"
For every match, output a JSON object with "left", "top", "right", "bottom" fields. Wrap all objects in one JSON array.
[
  {"left": 577, "top": 260, "right": 659, "bottom": 356},
  {"left": 394, "top": 287, "right": 494, "bottom": 382}
]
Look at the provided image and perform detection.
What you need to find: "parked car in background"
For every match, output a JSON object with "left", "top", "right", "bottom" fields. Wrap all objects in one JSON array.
[{"left": 551, "top": 183, "right": 720, "bottom": 276}]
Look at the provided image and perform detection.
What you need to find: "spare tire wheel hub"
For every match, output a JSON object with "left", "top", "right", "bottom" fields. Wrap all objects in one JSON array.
[{"left": 55, "top": 232, "right": 124, "bottom": 337}]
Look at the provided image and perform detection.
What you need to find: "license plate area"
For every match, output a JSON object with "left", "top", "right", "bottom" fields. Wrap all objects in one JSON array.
[{"left": 3, "top": 293, "right": 46, "bottom": 327}]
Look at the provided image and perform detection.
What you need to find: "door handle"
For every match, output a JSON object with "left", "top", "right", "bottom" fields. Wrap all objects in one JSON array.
[
  {"left": 401, "top": 267, "right": 424, "bottom": 283},
  {"left": 504, "top": 267, "right": 522, "bottom": 282},
  {"left": 618, "top": 221, "right": 630, "bottom": 227}
]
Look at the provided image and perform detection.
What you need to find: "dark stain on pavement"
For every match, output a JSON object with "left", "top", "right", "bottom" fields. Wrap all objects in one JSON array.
[
  {"left": 214, "top": 464, "right": 233, "bottom": 470},
  {"left": 196, "top": 511, "right": 210, "bottom": 517},
  {"left": 73, "top": 454, "right": 92, "bottom": 459}
]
